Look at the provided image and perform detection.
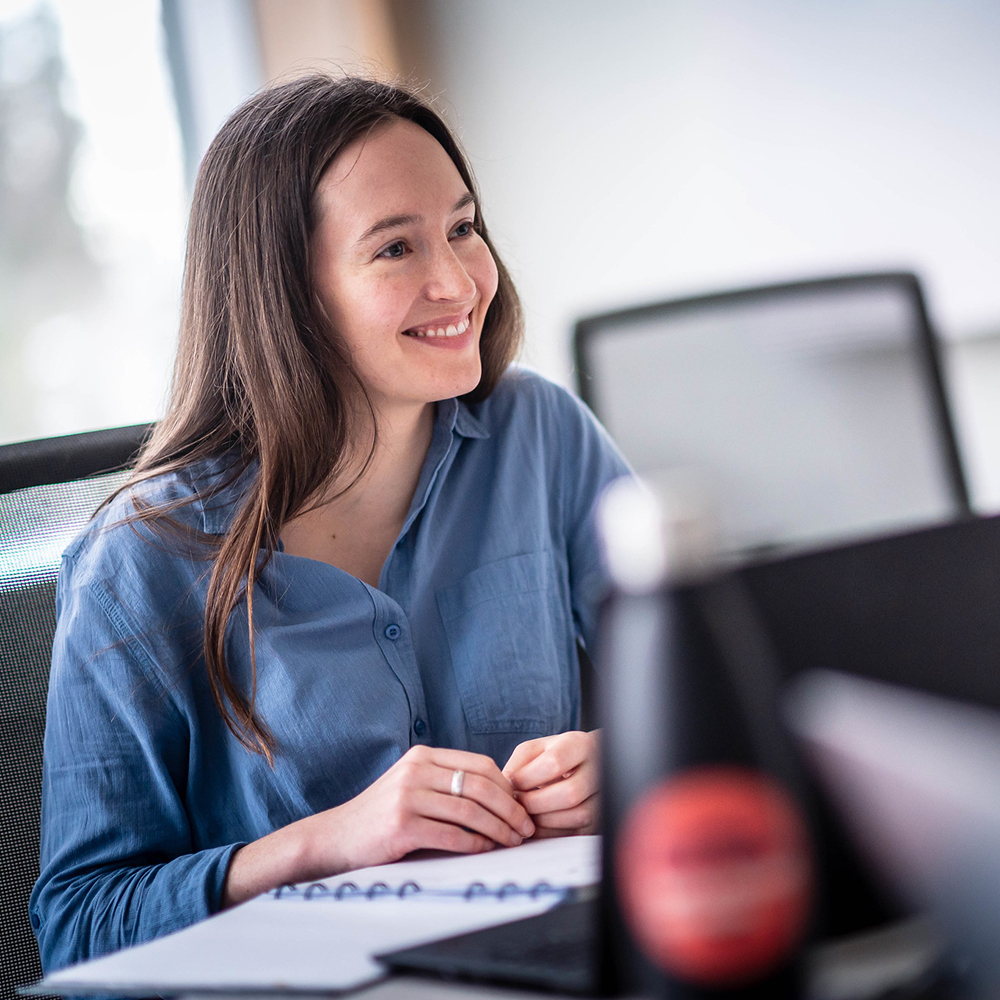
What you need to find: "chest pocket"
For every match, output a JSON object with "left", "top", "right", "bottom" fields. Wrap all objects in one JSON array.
[{"left": 437, "top": 551, "right": 571, "bottom": 735}]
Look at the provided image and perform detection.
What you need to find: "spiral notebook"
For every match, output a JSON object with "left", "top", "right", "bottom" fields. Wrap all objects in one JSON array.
[{"left": 35, "top": 836, "right": 600, "bottom": 996}]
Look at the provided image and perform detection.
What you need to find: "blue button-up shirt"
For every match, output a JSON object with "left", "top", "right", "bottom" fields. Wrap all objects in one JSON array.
[{"left": 31, "top": 369, "right": 630, "bottom": 972}]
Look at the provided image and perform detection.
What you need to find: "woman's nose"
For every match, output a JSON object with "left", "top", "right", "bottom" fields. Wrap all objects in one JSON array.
[{"left": 423, "top": 243, "right": 477, "bottom": 302}]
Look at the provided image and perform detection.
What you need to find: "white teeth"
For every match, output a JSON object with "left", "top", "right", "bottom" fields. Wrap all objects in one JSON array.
[{"left": 406, "top": 314, "right": 471, "bottom": 338}]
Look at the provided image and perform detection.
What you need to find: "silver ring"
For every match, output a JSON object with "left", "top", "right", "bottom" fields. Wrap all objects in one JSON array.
[{"left": 450, "top": 769, "right": 465, "bottom": 797}]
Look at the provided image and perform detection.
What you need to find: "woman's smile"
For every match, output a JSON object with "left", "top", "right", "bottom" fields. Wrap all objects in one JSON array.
[{"left": 402, "top": 311, "right": 472, "bottom": 345}]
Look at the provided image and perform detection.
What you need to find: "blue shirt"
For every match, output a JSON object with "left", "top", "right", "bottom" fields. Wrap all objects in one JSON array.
[{"left": 31, "top": 368, "right": 630, "bottom": 972}]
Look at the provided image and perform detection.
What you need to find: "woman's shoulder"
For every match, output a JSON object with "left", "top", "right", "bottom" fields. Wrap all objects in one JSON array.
[
  {"left": 465, "top": 365, "right": 631, "bottom": 552},
  {"left": 469, "top": 364, "right": 624, "bottom": 459},
  {"left": 471, "top": 364, "right": 600, "bottom": 433},
  {"left": 61, "top": 454, "right": 246, "bottom": 588}
]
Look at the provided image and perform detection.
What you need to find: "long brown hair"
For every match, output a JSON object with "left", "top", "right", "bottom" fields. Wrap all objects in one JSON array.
[{"left": 121, "top": 76, "right": 523, "bottom": 760}]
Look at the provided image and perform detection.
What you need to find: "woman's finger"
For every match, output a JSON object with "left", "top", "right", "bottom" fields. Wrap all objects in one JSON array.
[
  {"left": 415, "top": 788, "right": 527, "bottom": 847},
  {"left": 517, "top": 762, "right": 598, "bottom": 815},
  {"left": 424, "top": 746, "right": 516, "bottom": 795},
  {"left": 502, "top": 738, "right": 547, "bottom": 778},
  {"left": 424, "top": 765, "right": 535, "bottom": 838},
  {"left": 505, "top": 732, "right": 594, "bottom": 792},
  {"left": 406, "top": 814, "right": 496, "bottom": 855},
  {"left": 530, "top": 794, "right": 600, "bottom": 832}
]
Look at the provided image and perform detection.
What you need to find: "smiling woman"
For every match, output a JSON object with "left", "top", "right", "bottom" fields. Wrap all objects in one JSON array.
[{"left": 30, "top": 76, "right": 630, "bottom": 973}]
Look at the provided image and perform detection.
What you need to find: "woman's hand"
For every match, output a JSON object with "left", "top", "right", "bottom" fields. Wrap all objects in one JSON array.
[
  {"left": 315, "top": 744, "right": 536, "bottom": 868},
  {"left": 502, "top": 730, "right": 601, "bottom": 838},
  {"left": 224, "top": 745, "right": 535, "bottom": 907}
]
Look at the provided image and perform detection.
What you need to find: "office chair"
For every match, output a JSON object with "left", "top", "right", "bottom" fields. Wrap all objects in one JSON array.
[
  {"left": 574, "top": 272, "right": 970, "bottom": 555},
  {"left": 0, "top": 424, "right": 150, "bottom": 1000}
]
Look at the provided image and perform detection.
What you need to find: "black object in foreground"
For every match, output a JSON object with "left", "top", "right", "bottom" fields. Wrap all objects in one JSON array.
[{"left": 378, "top": 897, "right": 598, "bottom": 996}]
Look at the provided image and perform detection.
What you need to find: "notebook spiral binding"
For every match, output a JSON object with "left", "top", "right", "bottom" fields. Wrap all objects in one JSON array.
[{"left": 271, "top": 879, "right": 566, "bottom": 902}]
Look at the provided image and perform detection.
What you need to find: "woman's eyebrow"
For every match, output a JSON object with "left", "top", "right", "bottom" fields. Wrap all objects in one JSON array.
[
  {"left": 356, "top": 192, "right": 475, "bottom": 246},
  {"left": 357, "top": 213, "right": 418, "bottom": 245}
]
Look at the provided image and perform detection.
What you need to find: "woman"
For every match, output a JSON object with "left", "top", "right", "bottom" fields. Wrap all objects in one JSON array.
[{"left": 32, "top": 76, "right": 629, "bottom": 972}]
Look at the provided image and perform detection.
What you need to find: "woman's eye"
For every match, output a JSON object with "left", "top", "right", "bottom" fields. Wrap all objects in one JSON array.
[
  {"left": 377, "top": 241, "right": 407, "bottom": 259},
  {"left": 451, "top": 220, "right": 474, "bottom": 239}
]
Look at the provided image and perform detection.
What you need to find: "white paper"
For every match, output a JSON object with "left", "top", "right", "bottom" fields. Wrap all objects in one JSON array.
[{"left": 41, "top": 836, "right": 601, "bottom": 995}]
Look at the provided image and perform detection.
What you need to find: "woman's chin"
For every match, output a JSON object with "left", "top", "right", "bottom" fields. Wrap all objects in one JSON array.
[
  {"left": 425, "top": 359, "right": 483, "bottom": 402},
  {"left": 453, "top": 366, "right": 484, "bottom": 398}
]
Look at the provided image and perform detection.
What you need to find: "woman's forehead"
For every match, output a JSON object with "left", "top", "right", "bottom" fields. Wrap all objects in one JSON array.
[{"left": 314, "top": 118, "right": 469, "bottom": 231}]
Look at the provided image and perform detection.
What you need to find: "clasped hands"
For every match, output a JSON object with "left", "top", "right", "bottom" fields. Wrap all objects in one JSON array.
[
  {"left": 223, "top": 730, "right": 599, "bottom": 907},
  {"left": 323, "top": 730, "right": 600, "bottom": 873}
]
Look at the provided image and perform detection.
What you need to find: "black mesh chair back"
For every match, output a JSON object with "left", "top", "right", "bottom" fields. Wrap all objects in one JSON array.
[{"left": 0, "top": 425, "right": 149, "bottom": 1000}]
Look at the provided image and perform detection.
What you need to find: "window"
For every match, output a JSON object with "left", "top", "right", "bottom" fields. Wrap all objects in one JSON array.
[{"left": 0, "top": 0, "right": 186, "bottom": 444}]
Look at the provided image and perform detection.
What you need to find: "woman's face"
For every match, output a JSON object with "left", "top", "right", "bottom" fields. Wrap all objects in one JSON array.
[{"left": 311, "top": 118, "right": 499, "bottom": 414}]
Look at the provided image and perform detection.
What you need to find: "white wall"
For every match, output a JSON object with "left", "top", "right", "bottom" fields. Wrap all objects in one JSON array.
[{"left": 417, "top": 0, "right": 1000, "bottom": 508}]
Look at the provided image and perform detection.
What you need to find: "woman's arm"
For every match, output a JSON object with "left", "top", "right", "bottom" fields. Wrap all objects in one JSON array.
[
  {"left": 37, "top": 558, "right": 533, "bottom": 967},
  {"left": 34, "top": 571, "right": 241, "bottom": 971},
  {"left": 223, "top": 744, "right": 534, "bottom": 906}
]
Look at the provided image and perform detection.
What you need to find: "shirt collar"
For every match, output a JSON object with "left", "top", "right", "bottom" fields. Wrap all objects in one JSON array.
[
  {"left": 196, "top": 398, "right": 489, "bottom": 536},
  {"left": 447, "top": 396, "right": 490, "bottom": 440},
  {"left": 193, "top": 456, "right": 254, "bottom": 536}
]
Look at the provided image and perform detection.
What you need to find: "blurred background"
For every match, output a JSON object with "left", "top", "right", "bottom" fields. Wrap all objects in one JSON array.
[{"left": 1, "top": 0, "right": 998, "bottom": 507}]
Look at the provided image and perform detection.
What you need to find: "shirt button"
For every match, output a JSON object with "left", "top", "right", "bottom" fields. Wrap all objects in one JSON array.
[
  {"left": 30, "top": 911, "right": 39, "bottom": 930},
  {"left": 413, "top": 718, "right": 426, "bottom": 736},
  {"left": 384, "top": 624, "right": 401, "bottom": 640}
]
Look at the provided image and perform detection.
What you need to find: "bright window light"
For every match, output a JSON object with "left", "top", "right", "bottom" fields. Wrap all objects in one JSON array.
[{"left": 0, "top": 0, "right": 186, "bottom": 445}]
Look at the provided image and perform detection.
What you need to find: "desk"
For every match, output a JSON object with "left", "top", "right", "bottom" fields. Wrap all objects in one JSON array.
[
  {"left": 176, "top": 916, "right": 939, "bottom": 1000},
  {"left": 182, "top": 980, "right": 580, "bottom": 1000}
]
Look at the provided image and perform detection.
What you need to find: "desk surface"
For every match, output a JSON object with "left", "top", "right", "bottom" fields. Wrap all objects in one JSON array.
[
  {"left": 181, "top": 978, "right": 589, "bottom": 1000},
  {"left": 178, "top": 914, "right": 940, "bottom": 1000}
]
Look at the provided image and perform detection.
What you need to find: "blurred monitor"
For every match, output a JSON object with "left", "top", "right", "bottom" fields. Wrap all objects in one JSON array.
[{"left": 574, "top": 273, "right": 969, "bottom": 554}]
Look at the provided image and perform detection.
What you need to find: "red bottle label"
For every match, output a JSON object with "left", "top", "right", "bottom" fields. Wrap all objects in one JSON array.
[{"left": 615, "top": 767, "right": 812, "bottom": 986}]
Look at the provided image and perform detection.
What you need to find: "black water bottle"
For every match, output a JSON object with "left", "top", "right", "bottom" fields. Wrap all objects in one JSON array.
[{"left": 595, "top": 477, "right": 813, "bottom": 1000}]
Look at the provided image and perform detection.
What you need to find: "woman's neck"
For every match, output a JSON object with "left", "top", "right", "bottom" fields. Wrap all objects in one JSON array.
[
  {"left": 279, "top": 401, "right": 436, "bottom": 584},
  {"left": 344, "top": 399, "right": 435, "bottom": 508}
]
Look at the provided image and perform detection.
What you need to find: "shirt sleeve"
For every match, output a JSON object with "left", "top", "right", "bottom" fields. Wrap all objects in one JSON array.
[
  {"left": 30, "top": 554, "right": 243, "bottom": 973},
  {"left": 557, "top": 390, "right": 633, "bottom": 652}
]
